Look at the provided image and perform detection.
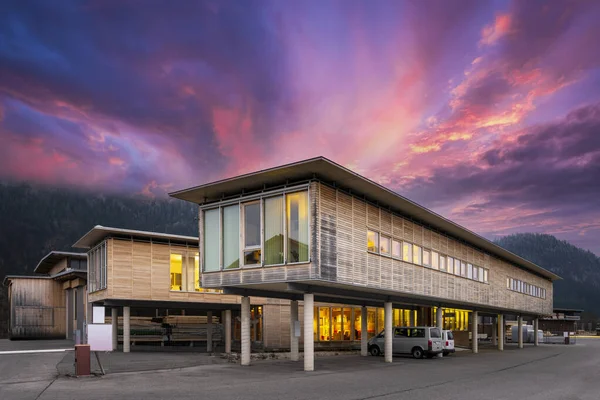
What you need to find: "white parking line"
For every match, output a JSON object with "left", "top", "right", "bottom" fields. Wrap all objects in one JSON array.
[{"left": 0, "top": 348, "right": 74, "bottom": 355}]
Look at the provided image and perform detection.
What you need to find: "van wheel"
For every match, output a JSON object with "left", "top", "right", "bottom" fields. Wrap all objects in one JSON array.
[
  {"left": 412, "top": 347, "right": 424, "bottom": 359},
  {"left": 369, "top": 346, "right": 381, "bottom": 356}
]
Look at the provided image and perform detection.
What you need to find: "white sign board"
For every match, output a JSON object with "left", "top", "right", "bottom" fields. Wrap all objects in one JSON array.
[
  {"left": 88, "top": 324, "right": 112, "bottom": 351},
  {"left": 294, "top": 320, "right": 301, "bottom": 338},
  {"left": 563, "top": 331, "right": 569, "bottom": 338},
  {"left": 92, "top": 306, "right": 106, "bottom": 324}
]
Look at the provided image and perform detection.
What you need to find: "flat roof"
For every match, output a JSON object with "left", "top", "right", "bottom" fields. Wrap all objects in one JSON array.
[
  {"left": 3, "top": 275, "right": 51, "bottom": 286},
  {"left": 553, "top": 308, "right": 584, "bottom": 313},
  {"left": 170, "top": 156, "right": 561, "bottom": 281},
  {"left": 34, "top": 251, "right": 87, "bottom": 274},
  {"left": 72, "top": 225, "right": 198, "bottom": 249}
]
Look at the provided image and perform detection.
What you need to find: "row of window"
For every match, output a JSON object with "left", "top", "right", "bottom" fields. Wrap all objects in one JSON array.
[
  {"left": 203, "top": 190, "right": 310, "bottom": 272},
  {"left": 88, "top": 241, "right": 107, "bottom": 293},
  {"left": 507, "top": 278, "right": 546, "bottom": 299},
  {"left": 367, "top": 230, "right": 489, "bottom": 284}
]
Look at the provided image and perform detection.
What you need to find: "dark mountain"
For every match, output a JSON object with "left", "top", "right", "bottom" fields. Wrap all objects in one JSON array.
[
  {"left": 495, "top": 233, "right": 600, "bottom": 320},
  {"left": 0, "top": 182, "right": 197, "bottom": 337}
]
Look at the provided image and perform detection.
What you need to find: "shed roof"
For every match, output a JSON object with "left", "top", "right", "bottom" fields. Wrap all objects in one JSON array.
[
  {"left": 34, "top": 251, "right": 87, "bottom": 274},
  {"left": 170, "top": 156, "right": 561, "bottom": 281},
  {"left": 3, "top": 274, "right": 51, "bottom": 286},
  {"left": 72, "top": 225, "right": 198, "bottom": 249}
]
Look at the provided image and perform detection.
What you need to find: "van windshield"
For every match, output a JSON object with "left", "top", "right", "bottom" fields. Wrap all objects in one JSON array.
[{"left": 430, "top": 328, "right": 441, "bottom": 338}]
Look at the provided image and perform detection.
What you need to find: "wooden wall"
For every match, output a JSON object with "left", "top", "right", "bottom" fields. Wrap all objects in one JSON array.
[
  {"left": 8, "top": 278, "right": 66, "bottom": 339},
  {"left": 316, "top": 183, "right": 553, "bottom": 315}
]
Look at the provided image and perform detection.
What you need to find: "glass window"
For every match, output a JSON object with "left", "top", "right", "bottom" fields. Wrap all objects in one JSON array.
[
  {"left": 170, "top": 253, "right": 184, "bottom": 291},
  {"left": 412, "top": 244, "right": 422, "bottom": 265},
  {"left": 264, "top": 196, "right": 284, "bottom": 265},
  {"left": 448, "top": 256, "right": 455, "bottom": 275},
  {"left": 430, "top": 328, "right": 441, "bottom": 338},
  {"left": 439, "top": 254, "right": 446, "bottom": 272},
  {"left": 472, "top": 265, "right": 478, "bottom": 281},
  {"left": 342, "top": 308, "right": 352, "bottom": 340},
  {"left": 483, "top": 269, "right": 488, "bottom": 283},
  {"left": 455, "top": 258, "right": 461, "bottom": 276},
  {"left": 367, "top": 230, "right": 379, "bottom": 252},
  {"left": 318, "top": 307, "right": 331, "bottom": 341},
  {"left": 193, "top": 253, "right": 201, "bottom": 291},
  {"left": 287, "top": 191, "right": 309, "bottom": 263},
  {"left": 367, "top": 308, "right": 377, "bottom": 339},
  {"left": 203, "top": 209, "right": 220, "bottom": 271},
  {"left": 380, "top": 235, "right": 391, "bottom": 256},
  {"left": 243, "top": 202, "right": 261, "bottom": 265},
  {"left": 431, "top": 251, "right": 439, "bottom": 270},
  {"left": 392, "top": 240, "right": 401, "bottom": 258},
  {"left": 460, "top": 261, "right": 466, "bottom": 277},
  {"left": 423, "top": 249, "right": 431, "bottom": 267},
  {"left": 467, "top": 263, "right": 473, "bottom": 279},
  {"left": 403, "top": 242, "right": 412, "bottom": 262},
  {"left": 354, "top": 309, "right": 362, "bottom": 340},
  {"left": 332, "top": 307, "right": 343, "bottom": 341},
  {"left": 223, "top": 205, "right": 240, "bottom": 269}
]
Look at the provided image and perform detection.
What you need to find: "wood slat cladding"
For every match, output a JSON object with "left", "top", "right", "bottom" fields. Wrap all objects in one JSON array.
[
  {"left": 314, "top": 182, "right": 552, "bottom": 315},
  {"left": 7, "top": 278, "right": 66, "bottom": 339}
]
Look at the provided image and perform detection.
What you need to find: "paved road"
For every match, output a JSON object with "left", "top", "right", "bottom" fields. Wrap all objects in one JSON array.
[{"left": 1, "top": 340, "right": 599, "bottom": 400}]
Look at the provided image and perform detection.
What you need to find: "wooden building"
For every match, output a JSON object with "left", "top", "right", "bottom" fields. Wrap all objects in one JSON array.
[
  {"left": 3, "top": 251, "right": 87, "bottom": 340},
  {"left": 170, "top": 156, "right": 561, "bottom": 370}
]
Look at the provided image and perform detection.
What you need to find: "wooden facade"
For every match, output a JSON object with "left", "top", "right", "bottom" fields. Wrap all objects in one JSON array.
[{"left": 6, "top": 277, "right": 66, "bottom": 339}]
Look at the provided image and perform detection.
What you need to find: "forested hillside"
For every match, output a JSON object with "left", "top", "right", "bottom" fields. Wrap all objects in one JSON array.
[
  {"left": 0, "top": 182, "right": 197, "bottom": 337},
  {"left": 495, "top": 233, "right": 600, "bottom": 319}
]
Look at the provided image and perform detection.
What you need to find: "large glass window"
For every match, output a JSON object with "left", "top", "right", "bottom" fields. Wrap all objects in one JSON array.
[
  {"left": 380, "top": 235, "right": 391, "bottom": 256},
  {"left": 88, "top": 241, "right": 107, "bottom": 292},
  {"left": 318, "top": 307, "right": 331, "bottom": 341},
  {"left": 392, "top": 240, "right": 401, "bottom": 258},
  {"left": 287, "top": 191, "right": 309, "bottom": 263},
  {"left": 243, "top": 202, "right": 261, "bottom": 266},
  {"left": 170, "top": 253, "right": 184, "bottom": 291},
  {"left": 367, "top": 230, "right": 379, "bottom": 253},
  {"left": 223, "top": 205, "right": 240, "bottom": 269},
  {"left": 354, "top": 309, "right": 362, "bottom": 340},
  {"left": 264, "top": 196, "right": 284, "bottom": 265},
  {"left": 203, "top": 209, "right": 220, "bottom": 272},
  {"left": 403, "top": 242, "right": 412, "bottom": 262}
]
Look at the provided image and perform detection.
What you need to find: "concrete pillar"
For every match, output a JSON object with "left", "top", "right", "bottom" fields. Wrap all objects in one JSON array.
[
  {"left": 518, "top": 315, "right": 524, "bottom": 349},
  {"left": 472, "top": 310, "right": 478, "bottom": 354},
  {"left": 225, "top": 309, "right": 232, "bottom": 354},
  {"left": 491, "top": 316, "right": 497, "bottom": 346},
  {"left": 65, "top": 288, "right": 72, "bottom": 340},
  {"left": 112, "top": 307, "right": 118, "bottom": 351},
  {"left": 384, "top": 302, "right": 393, "bottom": 363},
  {"left": 207, "top": 311, "right": 213, "bottom": 353},
  {"left": 361, "top": 306, "right": 368, "bottom": 356},
  {"left": 498, "top": 314, "right": 504, "bottom": 351},
  {"left": 534, "top": 318, "right": 539, "bottom": 346},
  {"left": 123, "top": 306, "right": 130, "bottom": 353},
  {"left": 290, "top": 300, "right": 299, "bottom": 361},
  {"left": 304, "top": 293, "right": 315, "bottom": 372},
  {"left": 241, "top": 297, "right": 251, "bottom": 366},
  {"left": 436, "top": 307, "right": 443, "bottom": 358}
]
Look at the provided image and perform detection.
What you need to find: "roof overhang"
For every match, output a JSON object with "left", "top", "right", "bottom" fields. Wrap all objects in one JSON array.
[
  {"left": 3, "top": 275, "right": 51, "bottom": 286},
  {"left": 34, "top": 251, "right": 86, "bottom": 274},
  {"left": 170, "top": 157, "right": 561, "bottom": 281},
  {"left": 50, "top": 269, "right": 87, "bottom": 282},
  {"left": 72, "top": 225, "right": 198, "bottom": 249}
]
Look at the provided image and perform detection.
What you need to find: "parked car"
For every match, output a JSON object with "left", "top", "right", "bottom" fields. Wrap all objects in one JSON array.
[
  {"left": 368, "top": 326, "right": 443, "bottom": 359},
  {"left": 442, "top": 330, "right": 455, "bottom": 356}
]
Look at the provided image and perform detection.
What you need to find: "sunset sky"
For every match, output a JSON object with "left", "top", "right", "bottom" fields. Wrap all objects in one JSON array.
[{"left": 1, "top": 0, "right": 599, "bottom": 255}]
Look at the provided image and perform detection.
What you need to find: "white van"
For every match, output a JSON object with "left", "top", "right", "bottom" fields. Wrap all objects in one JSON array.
[
  {"left": 368, "top": 326, "right": 443, "bottom": 359},
  {"left": 442, "top": 330, "right": 455, "bottom": 356}
]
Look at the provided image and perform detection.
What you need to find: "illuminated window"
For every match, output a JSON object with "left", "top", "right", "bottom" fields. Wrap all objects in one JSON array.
[
  {"left": 431, "top": 251, "right": 439, "bottom": 270},
  {"left": 392, "top": 240, "right": 401, "bottom": 258},
  {"left": 403, "top": 242, "right": 412, "bottom": 262},
  {"left": 286, "top": 191, "right": 309, "bottom": 263},
  {"left": 423, "top": 249, "right": 431, "bottom": 267},
  {"left": 367, "top": 230, "right": 379, "bottom": 252},
  {"left": 318, "top": 307, "right": 331, "bottom": 341},
  {"left": 412, "top": 244, "right": 422, "bottom": 265},
  {"left": 354, "top": 309, "right": 362, "bottom": 340},
  {"left": 380, "top": 235, "right": 391, "bottom": 256},
  {"left": 170, "top": 253, "right": 183, "bottom": 291}
]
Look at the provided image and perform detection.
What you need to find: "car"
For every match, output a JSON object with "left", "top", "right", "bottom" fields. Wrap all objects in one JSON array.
[
  {"left": 442, "top": 330, "right": 455, "bottom": 356},
  {"left": 368, "top": 326, "right": 444, "bottom": 359}
]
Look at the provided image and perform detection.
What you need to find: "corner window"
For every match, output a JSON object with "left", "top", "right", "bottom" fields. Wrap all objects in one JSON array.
[
  {"left": 367, "top": 230, "right": 379, "bottom": 253},
  {"left": 392, "top": 240, "right": 401, "bottom": 258},
  {"left": 243, "top": 202, "right": 261, "bottom": 266},
  {"left": 203, "top": 208, "right": 220, "bottom": 272},
  {"left": 380, "top": 235, "right": 391, "bottom": 256},
  {"left": 286, "top": 191, "right": 309, "bottom": 263}
]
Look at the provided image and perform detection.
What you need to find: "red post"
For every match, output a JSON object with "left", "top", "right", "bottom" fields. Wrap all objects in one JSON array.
[{"left": 75, "top": 344, "right": 91, "bottom": 376}]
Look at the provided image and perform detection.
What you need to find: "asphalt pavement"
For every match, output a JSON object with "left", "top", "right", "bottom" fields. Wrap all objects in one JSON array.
[{"left": 1, "top": 339, "right": 599, "bottom": 400}]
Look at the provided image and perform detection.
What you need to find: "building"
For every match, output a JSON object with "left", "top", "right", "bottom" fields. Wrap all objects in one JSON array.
[
  {"left": 3, "top": 251, "right": 87, "bottom": 340},
  {"left": 539, "top": 308, "right": 583, "bottom": 333},
  {"left": 170, "top": 156, "right": 560, "bottom": 371}
]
